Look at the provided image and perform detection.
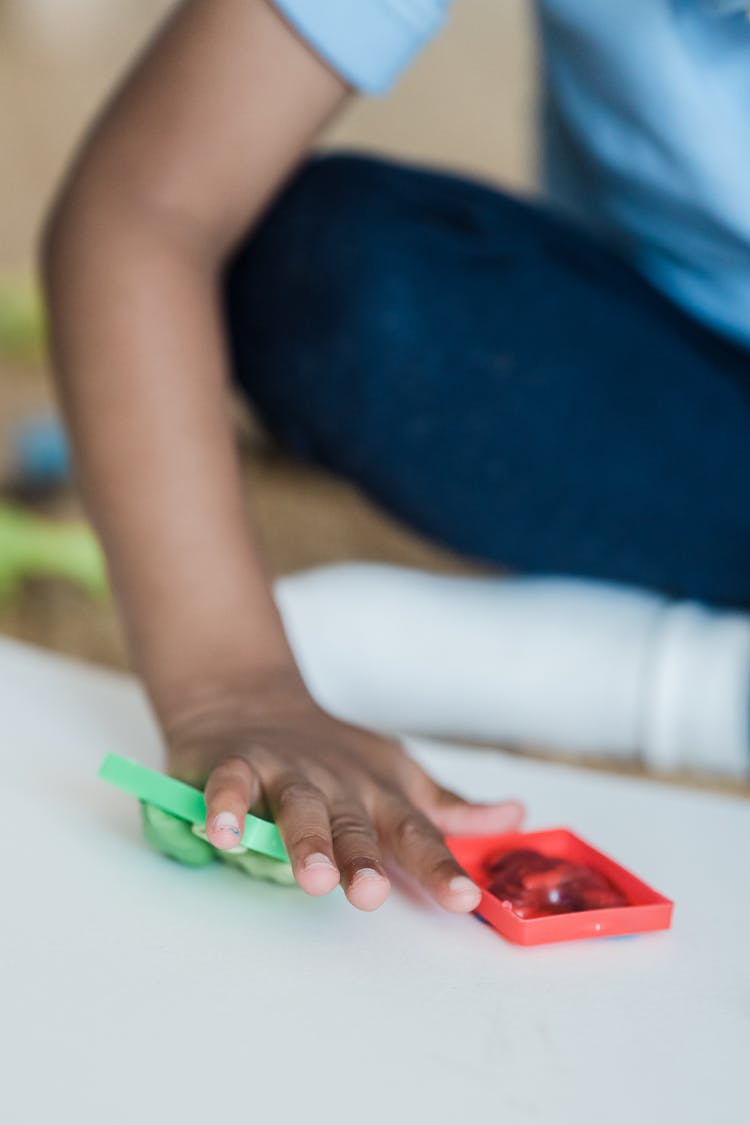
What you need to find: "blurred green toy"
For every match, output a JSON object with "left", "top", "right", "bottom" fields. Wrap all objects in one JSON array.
[
  {"left": 142, "top": 805, "right": 296, "bottom": 885},
  {"left": 100, "top": 754, "right": 295, "bottom": 887},
  {"left": 0, "top": 501, "right": 108, "bottom": 601},
  {"left": 0, "top": 276, "right": 46, "bottom": 364}
]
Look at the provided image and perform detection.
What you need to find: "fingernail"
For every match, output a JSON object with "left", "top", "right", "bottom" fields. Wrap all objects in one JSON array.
[
  {"left": 303, "top": 852, "right": 336, "bottom": 871},
  {"left": 352, "top": 867, "right": 382, "bottom": 884},
  {"left": 449, "top": 876, "right": 482, "bottom": 903},
  {"left": 213, "top": 812, "right": 241, "bottom": 836}
]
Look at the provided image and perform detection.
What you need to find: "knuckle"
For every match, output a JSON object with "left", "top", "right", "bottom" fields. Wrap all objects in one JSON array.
[
  {"left": 329, "top": 810, "right": 377, "bottom": 848},
  {"left": 288, "top": 830, "right": 331, "bottom": 855},
  {"left": 391, "top": 808, "right": 434, "bottom": 852},
  {"left": 427, "top": 854, "right": 461, "bottom": 885},
  {"left": 433, "top": 784, "right": 463, "bottom": 809},
  {"left": 276, "top": 777, "right": 324, "bottom": 812},
  {"left": 211, "top": 754, "right": 251, "bottom": 783}
]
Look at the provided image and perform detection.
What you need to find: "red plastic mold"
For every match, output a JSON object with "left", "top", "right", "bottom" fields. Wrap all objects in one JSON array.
[{"left": 446, "top": 827, "right": 674, "bottom": 947}]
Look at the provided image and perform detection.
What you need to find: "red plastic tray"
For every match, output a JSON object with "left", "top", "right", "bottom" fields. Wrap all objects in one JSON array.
[{"left": 446, "top": 827, "right": 674, "bottom": 947}]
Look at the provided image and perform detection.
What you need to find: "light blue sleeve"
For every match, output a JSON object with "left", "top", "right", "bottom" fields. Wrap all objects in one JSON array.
[{"left": 273, "top": 0, "right": 453, "bottom": 94}]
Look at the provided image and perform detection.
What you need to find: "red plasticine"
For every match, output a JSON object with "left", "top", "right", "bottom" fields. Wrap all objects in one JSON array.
[
  {"left": 485, "top": 847, "right": 627, "bottom": 919},
  {"left": 446, "top": 828, "right": 674, "bottom": 946}
]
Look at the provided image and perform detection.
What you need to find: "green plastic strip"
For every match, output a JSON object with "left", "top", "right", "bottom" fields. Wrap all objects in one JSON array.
[{"left": 98, "top": 753, "right": 288, "bottom": 862}]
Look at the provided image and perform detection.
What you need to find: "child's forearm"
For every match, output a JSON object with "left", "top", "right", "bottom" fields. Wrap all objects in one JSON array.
[
  {"left": 41, "top": 0, "right": 347, "bottom": 722},
  {"left": 44, "top": 206, "right": 298, "bottom": 718}
]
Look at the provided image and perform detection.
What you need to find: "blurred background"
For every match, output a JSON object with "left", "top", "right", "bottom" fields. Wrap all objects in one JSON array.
[{"left": 0, "top": 0, "right": 537, "bottom": 669}]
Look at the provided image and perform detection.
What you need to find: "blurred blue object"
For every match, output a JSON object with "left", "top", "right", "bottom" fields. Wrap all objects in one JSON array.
[{"left": 11, "top": 415, "right": 70, "bottom": 491}]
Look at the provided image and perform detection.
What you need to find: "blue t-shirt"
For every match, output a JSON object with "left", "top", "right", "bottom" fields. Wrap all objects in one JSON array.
[{"left": 274, "top": 0, "right": 750, "bottom": 348}]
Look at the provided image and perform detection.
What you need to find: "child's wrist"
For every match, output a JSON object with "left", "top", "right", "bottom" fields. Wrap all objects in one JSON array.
[{"left": 157, "top": 659, "right": 314, "bottom": 741}]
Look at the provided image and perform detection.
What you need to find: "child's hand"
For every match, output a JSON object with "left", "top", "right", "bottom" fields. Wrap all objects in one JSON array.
[{"left": 164, "top": 682, "right": 524, "bottom": 912}]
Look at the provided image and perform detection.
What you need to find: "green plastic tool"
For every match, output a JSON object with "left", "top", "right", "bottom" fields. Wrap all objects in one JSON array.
[{"left": 98, "top": 752, "right": 289, "bottom": 862}]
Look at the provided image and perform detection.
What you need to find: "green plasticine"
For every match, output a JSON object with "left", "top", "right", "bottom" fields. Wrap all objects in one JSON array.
[
  {"left": 141, "top": 803, "right": 216, "bottom": 867},
  {"left": 141, "top": 805, "right": 295, "bottom": 885},
  {"left": 218, "top": 848, "right": 297, "bottom": 885},
  {"left": 0, "top": 276, "right": 46, "bottom": 363},
  {"left": 192, "top": 822, "right": 297, "bottom": 885},
  {"left": 0, "top": 503, "right": 108, "bottom": 601},
  {"left": 99, "top": 752, "right": 289, "bottom": 862}
]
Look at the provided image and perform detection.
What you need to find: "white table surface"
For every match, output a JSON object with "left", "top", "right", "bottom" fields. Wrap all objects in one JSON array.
[{"left": 1, "top": 637, "right": 749, "bottom": 1124}]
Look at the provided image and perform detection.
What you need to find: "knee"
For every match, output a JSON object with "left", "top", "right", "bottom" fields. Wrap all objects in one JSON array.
[
  {"left": 228, "top": 151, "right": 397, "bottom": 302},
  {"left": 224, "top": 154, "right": 426, "bottom": 451}
]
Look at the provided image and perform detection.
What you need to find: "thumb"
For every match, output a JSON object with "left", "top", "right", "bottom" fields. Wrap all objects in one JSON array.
[{"left": 419, "top": 781, "right": 525, "bottom": 838}]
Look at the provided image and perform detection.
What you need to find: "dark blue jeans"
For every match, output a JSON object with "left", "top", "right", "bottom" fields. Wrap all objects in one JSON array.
[{"left": 225, "top": 154, "right": 750, "bottom": 608}]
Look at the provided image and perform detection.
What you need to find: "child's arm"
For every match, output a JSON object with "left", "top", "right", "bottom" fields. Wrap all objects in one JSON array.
[{"left": 42, "top": 0, "right": 522, "bottom": 910}]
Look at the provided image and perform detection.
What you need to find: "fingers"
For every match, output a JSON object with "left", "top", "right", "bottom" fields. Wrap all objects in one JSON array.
[
  {"left": 407, "top": 764, "right": 525, "bottom": 837},
  {"left": 205, "top": 755, "right": 389, "bottom": 908},
  {"left": 203, "top": 756, "right": 260, "bottom": 850},
  {"left": 267, "top": 774, "right": 388, "bottom": 908},
  {"left": 200, "top": 744, "right": 521, "bottom": 919},
  {"left": 379, "top": 798, "right": 483, "bottom": 914},
  {"left": 425, "top": 785, "right": 525, "bottom": 837},
  {"left": 266, "top": 774, "right": 340, "bottom": 898},
  {"left": 328, "top": 802, "right": 390, "bottom": 912}
]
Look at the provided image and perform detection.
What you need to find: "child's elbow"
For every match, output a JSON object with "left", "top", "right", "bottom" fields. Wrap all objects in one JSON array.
[{"left": 39, "top": 161, "right": 104, "bottom": 292}]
